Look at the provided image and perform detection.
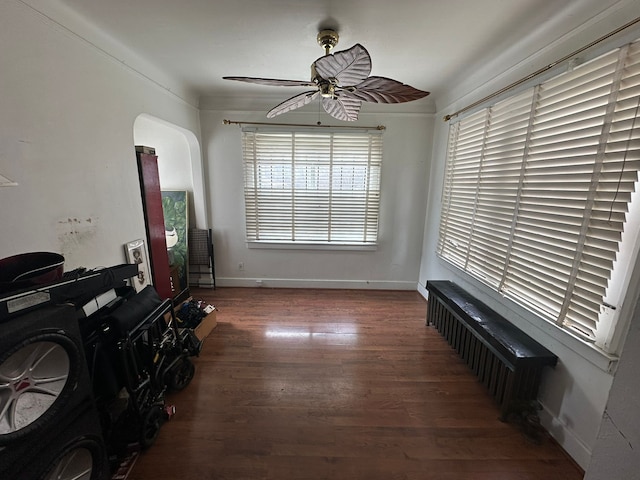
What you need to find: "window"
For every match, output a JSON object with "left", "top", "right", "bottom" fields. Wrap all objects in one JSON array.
[
  {"left": 438, "top": 39, "right": 640, "bottom": 351},
  {"left": 242, "top": 129, "right": 383, "bottom": 247}
]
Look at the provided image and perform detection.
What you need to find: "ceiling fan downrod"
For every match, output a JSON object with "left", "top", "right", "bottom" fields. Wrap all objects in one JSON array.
[{"left": 317, "top": 29, "right": 339, "bottom": 55}]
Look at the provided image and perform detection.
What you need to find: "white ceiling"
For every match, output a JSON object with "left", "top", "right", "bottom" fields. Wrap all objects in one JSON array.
[{"left": 25, "top": 0, "right": 636, "bottom": 112}]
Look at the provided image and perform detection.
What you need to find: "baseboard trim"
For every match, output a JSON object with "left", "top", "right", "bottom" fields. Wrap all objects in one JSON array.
[
  {"left": 217, "top": 277, "right": 418, "bottom": 290},
  {"left": 417, "top": 282, "right": 428, "bottom": 300},
  {"left": 539, "top": 402, "right": 592, "bottom": 470}
]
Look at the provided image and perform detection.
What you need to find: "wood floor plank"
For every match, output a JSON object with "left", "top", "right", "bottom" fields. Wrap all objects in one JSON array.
[{"left": 129, "top": 287, "right": 582, "bottom": 480}]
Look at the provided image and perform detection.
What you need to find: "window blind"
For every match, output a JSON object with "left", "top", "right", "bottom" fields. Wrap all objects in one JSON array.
[
  {"left": 242, "top": 129, "right": 382, "bottom": 245},
  {"left": 438, "top": 39, "right": 640, "bottom": 347}
]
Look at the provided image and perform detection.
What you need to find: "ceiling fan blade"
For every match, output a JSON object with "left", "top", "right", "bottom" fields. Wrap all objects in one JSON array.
[
  {"left": 321, "top": 96, "right": 362, "bottom": 122},
  {"left": 223, "top": 76, "right": 316, "bottom": 87},
  {"left": 314, "top": 44, "right": 371, "bottom": 87},
  {"left": 267, "top": 91, "right": 320, "bottom": 118},
  {"left": 340, "top": 76, "right": 430, "bottom": 103}
]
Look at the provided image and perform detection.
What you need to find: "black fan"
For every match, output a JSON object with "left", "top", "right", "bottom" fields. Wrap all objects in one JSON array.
[{"left": 223, "top": 30, "right": 430, "bottom": 121}]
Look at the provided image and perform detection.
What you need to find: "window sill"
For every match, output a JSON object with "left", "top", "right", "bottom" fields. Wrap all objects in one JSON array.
[{"left": 246, "top": 241, "right": 377, "bottom": 251}]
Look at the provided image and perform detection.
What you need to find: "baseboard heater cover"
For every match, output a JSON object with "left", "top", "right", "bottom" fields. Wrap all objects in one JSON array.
[{"left": 426, "top": 280, "right": 558, "bottom": 420}]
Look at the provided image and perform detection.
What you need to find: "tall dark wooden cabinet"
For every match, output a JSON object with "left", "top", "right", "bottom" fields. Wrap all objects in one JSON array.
[{"left": 136, "top": 147, "right": 173, "bottom": 300}]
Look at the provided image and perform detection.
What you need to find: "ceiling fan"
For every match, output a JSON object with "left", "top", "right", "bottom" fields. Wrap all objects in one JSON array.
[{"left": 223, "top": 30, "right": 430, "bottom": 122}]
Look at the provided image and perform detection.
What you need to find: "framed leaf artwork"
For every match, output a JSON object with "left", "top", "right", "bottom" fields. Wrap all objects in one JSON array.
[{"left": 161, "top": 190, "right": 189, "bottom": 299}]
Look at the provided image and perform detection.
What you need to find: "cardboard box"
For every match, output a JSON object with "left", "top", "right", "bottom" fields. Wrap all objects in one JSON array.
[
  {"left": 172, "top": 296, "right": 217, "bottom": 341},
  {"left": 194, "top": 310, "right": 217, "bottom": 340}
]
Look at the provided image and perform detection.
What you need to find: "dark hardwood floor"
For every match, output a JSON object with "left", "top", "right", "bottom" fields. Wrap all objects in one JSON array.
[{"left": 129, "top": 287, "right": 583, "bottom": 480}]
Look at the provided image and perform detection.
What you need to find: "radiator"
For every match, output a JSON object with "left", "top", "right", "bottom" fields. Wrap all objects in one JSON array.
[{"left": 426, "top": 281, "right": 557, "bottom": 420}]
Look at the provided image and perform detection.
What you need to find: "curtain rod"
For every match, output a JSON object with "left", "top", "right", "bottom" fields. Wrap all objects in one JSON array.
[
  {"left": 443, "top": 16, "right": 640, "bottom": 122},
  {"left": 223, "top": 119, "right": 386, "bottom": 130}
]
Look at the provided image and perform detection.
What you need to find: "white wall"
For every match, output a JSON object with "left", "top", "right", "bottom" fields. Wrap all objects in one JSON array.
[
  {"left": 418, "top": 2, "right": 640, "bottom": 470},
  {"left": 134, "top": 116, "right": 193, "bottom": 192},
  {"left": 133, "top": 114, "right": 208, "bottom": 229},
  {"left": 200, "top": 109, "right": 433, "bottom": 289},
  {"left": 0, "top": 0, "right": 201, "bottom": 270},
  {"left": 586, "top": 295, "right": 640, "bottom": 479}
]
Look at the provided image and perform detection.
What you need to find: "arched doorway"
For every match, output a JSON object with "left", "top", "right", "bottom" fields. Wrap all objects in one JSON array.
[{"left": 133, "top": 114, "right": 208, "bottom": 300}]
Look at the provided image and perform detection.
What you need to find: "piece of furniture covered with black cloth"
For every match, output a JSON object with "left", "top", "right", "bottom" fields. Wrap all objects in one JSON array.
[{"left": 426, "top": 280, "right": 558, "bottom": 423}]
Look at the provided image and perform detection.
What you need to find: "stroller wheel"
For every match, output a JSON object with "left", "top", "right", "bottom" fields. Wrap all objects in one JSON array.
[
  {"left": 140, "top": 405, "right": 164, "bottom": 449},
  {"left": 168, "top": 357, "right": 195, "bottom": 391},
  {"left": 42, "top": 443, "right": 94, "bottom": 480},
  {"left": 0, "top": 335, "right": 78, "bottom": 443}
]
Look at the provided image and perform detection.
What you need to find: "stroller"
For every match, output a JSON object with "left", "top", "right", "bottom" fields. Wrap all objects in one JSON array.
[{"left": 82, "top": 285, "right": 200, "bottom": 462}]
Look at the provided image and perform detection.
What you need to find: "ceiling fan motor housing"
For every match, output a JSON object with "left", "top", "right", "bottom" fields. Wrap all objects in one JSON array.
[{"left": 319, "top": 81, "right": 336, "bottom": 98}]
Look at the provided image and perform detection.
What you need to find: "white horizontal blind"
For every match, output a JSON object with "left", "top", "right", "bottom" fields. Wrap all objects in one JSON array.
[
  {"left": 469, "top": 90, "right": 536, "bottom": 289},
  {"left": 243, "top": 130, "right": 382, "bottom": 245},
  {"left": 438, "top": 39, "right": 640, "bottom": 345},
  {"left": 438, "top": 108, "right": 488, "bottom": 270}
]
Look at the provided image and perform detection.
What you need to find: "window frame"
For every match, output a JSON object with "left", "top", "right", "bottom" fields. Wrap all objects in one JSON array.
[
  {"left": 241, "top": 127, "right": 383, "bottom": 250},
  {"left": 438, "top": 38, "right": 640, "bottom": 355}
]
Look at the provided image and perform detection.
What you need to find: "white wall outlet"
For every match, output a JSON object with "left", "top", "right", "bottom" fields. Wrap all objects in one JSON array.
[{"left": 238, "top": 262, "right": 244, "bottom": 270}]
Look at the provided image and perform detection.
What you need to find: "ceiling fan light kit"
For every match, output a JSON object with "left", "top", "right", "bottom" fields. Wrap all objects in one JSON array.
[{"left": 223, "top": 29, "right": 429, "bottom": 121}]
